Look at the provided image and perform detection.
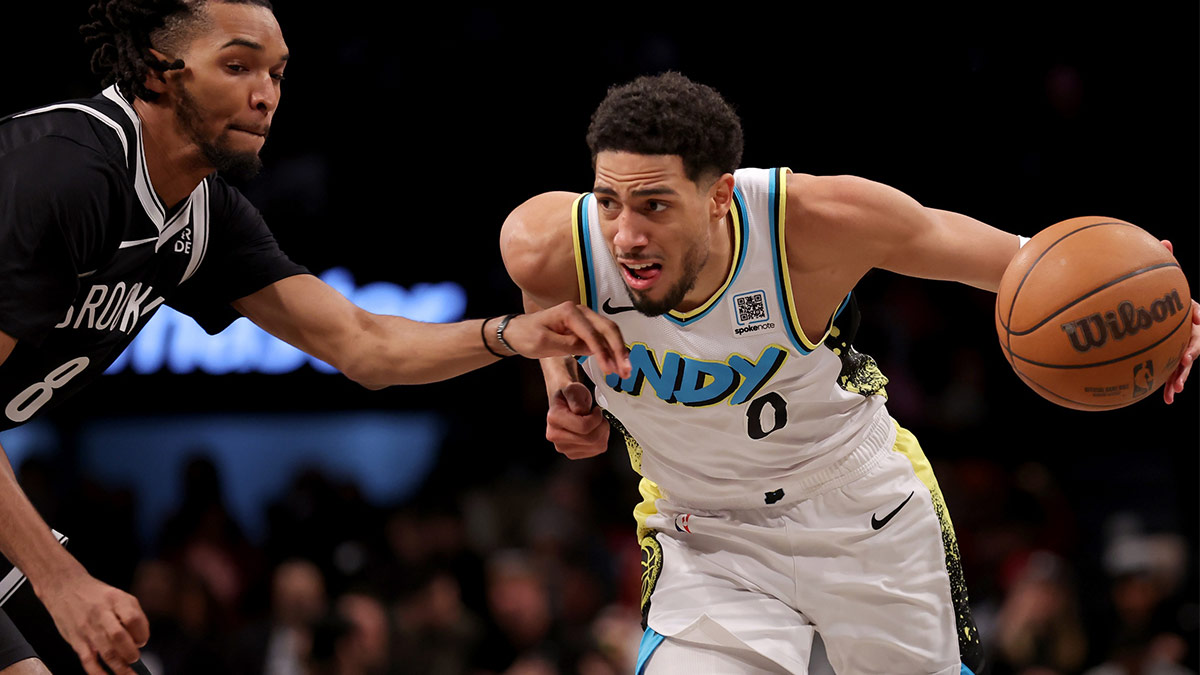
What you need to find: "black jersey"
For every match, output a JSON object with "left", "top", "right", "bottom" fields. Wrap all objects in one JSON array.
[{"left": 0, "top": 86, "right": 307, "bottom": 430}]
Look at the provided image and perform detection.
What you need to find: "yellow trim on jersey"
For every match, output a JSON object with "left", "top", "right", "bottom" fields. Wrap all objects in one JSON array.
[
  {"left": 774, "top": 168, "right": 836, "bottom": 351},
  {"left": 666, "top": 192, "right": 745, "bottom": 320},
  {"left": 571, "top": 193, "right": 589, "bottom": 306}
]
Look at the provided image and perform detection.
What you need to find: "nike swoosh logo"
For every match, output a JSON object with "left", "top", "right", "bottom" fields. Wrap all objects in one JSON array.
[
  {"left": 871, "top": 491, "right": 915, "bottom": 530},
  {"left": 602, "top": 298, "right": 637, "bottom": 314}
]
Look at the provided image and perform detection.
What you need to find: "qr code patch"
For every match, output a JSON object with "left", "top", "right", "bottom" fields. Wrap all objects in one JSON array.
[{"left": 735, "top": 291, "right": 768, "bottom": 324}]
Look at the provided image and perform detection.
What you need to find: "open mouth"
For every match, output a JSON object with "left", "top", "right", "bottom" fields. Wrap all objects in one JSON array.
[{"left": 621, "top": 262, "right": 662, "bottom": 289}]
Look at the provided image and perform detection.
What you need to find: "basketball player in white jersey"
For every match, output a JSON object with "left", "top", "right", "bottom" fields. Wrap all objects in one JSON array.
[{"left": 500, "top": 73, "right": 1200, "bottom": 674}]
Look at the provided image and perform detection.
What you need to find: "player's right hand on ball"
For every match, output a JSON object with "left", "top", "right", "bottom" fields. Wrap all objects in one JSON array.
[
  {"left": 36, "top": 569, "right": 149, "bottom": 675},
  {"left": 547, "top": 382, "right": 609, "bottom": 459}
]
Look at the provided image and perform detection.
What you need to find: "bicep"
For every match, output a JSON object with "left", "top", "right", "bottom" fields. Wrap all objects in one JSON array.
[{"left": 794, "top": 175, "right": 1019, "bottom": 292}]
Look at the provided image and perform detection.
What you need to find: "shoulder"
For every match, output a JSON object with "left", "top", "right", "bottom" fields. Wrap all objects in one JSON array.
[
  {"left": 503, "top": 191, "right": 578, "bottom": 236},
  {"left": 786, "top": 173, "right": 899, "bottom": 220},
  {"left": 0, "top": 134, "right": 121, "bottom": 207},
  {"left": 786, "top": 173, "right": 928, "bottom": 241},
  {"left": 1, "top": 98, "right": 131, "bottom": 172},
  {"left": 499, "top": 191, "right": 582, "bottom": 307}
]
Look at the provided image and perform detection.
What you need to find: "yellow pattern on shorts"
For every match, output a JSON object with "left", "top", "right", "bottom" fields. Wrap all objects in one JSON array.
[
  {"left": 639, "top": 532, "right": 663, "bottom": 627},
  {"left": 890, "top": 422, "right": 983, "bottom": 666}
]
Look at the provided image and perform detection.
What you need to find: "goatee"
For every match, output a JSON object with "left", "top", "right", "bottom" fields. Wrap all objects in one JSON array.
[{"left": 175, "top": 85, "right": 265, "bottom": 183}]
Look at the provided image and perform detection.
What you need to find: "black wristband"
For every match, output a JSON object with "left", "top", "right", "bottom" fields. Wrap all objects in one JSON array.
[
  {"left": 480, "top": 317, "right": 507, "bottom": 359},
  {"left": 496, "top": 313, "right": 521, "bottom": 355}
]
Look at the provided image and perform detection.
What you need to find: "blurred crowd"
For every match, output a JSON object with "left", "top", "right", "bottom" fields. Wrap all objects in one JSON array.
[{"left": 12, "top": 432, "right": 1197, "bottom": 675}]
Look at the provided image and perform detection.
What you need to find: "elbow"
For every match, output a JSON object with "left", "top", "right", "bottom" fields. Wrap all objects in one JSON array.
[
  {"left": 338, "top": 356, "right": 387, "bottom": 390},
  {"left": 348, "top": 369, "right": 389, "bottom": 390},
  {"left": 331, "top": 311, "right": 396, "bottom": 389}
]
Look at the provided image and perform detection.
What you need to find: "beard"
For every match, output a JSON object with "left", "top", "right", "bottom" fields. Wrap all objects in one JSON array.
[
  {"left": 175, "top": 85, "right": 265, "bottom": 183},
  {"left": 624, "top": 240, "right": 709, "bottom": 317}
]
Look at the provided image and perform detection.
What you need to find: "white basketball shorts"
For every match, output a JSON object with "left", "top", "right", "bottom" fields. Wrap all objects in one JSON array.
[{"left": 635, "top": 422, "right": 983, "bottom": 675}]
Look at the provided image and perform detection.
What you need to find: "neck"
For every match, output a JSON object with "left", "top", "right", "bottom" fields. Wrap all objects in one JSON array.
[
  {"left": 133, "top": 98, "right": 213, "bottom": 208},
  {"left": 677, "top": 212, "right": 734, "bottom": 312}
]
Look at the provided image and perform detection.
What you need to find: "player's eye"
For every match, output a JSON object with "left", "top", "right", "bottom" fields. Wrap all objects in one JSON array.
[
  {"left": 227, "top": 64, "right": 249, "bottom": 73},
  {"left": 597, "top": 198, "right": 615, "bottom": 210},
  {"left": 270, "top": 72, "right": 286, "bottom": 82},
  {"left": 646, "top": 201, "right": 666, "bottom": 212}
]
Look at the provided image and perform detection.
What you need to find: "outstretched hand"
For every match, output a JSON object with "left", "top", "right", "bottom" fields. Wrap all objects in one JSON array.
[
  {"left": 1160, "top": 240, "right": 1199, "bottom": 405},
  {"left": 499, "top": 303, "right": 631, "bottom": 378},
  {"left": 36, "top": 569, "right": 149, "bottom": 675},
  {"left": 546, "top": 381, "right": 610, "bottom": 459}
]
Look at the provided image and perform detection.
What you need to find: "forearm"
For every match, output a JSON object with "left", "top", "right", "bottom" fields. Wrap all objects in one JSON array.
[
  {"left": 540, "top": 356, "right": 582, "bottom": 399},
  {"left": 885, "top": 209, "right": 1021, "bottom": 292},
  {"left": 343, "top": 314, "right": 508, "bottom": 388},
  {"left": 0, "top": 440, "right": 85, "bottom": 593}
]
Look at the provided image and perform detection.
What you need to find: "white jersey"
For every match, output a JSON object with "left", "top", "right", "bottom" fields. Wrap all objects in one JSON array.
[{"left": 576, "top": 167, "right": 894, "bottom": 511}]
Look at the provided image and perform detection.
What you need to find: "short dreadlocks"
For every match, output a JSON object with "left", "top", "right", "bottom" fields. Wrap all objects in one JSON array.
[
  {"left": 80, "top": 0, "right": 273, "bottom": 102},
  {"left": 586, "top": 72, "right": 744, "bottom": 184}
]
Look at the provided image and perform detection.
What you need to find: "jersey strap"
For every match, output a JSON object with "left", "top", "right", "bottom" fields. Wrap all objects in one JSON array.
[
  {"left": 769, "top": 167, "right": 848, "bottom": 354},
  {"left": 571, "top": 193, "right": 599, "bottom": 310}
]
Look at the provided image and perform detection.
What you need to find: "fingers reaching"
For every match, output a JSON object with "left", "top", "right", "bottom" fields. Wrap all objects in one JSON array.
[
  {"left": 1165, "top": 300, "right": 1200, "bottom": 404},
  {"left": 510, "top": 303, "right": 630, "bottom": 377}
]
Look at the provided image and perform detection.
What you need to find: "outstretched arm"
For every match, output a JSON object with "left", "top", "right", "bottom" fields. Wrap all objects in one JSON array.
[
  {"left": 786, "top": 173, "right": 1200, "bottom": 402},
  {"left": 232, "top": 273, "right": 629, "bottom": 389},
  {"left": 0, "top": 331, "right": 149, "bottom": 675}
]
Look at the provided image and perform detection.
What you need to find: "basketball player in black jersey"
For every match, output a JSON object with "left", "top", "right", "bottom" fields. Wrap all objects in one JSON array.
[{"left": 0, "top": 2, "right": 630, "bottom": 673}]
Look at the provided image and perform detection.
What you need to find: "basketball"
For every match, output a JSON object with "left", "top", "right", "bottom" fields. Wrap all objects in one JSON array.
[{"left": 995, "top": 216, "right": 1192, "bottom": 410}]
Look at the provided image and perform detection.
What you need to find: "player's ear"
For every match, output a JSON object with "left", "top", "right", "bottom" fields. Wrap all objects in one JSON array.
[
  {"left": 708, "top": 173, "right": 735, "bottom": 220},
  {"left": 142, "top": 48, "right": 177, "bottom": 96}
]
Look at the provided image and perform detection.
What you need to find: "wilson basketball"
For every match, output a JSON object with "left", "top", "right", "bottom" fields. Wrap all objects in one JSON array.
[{"left": 995, "top": 216, "right": 1191, "bottom": 410}]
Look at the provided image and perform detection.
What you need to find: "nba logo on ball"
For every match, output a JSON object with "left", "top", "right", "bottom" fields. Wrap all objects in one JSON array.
[{"left": 995, "top": 216, "right": 1191, "bottom": 410}]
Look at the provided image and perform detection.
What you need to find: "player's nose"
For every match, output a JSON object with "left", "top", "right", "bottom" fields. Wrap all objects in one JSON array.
[
  {"left": 250, "top": 75, "right": 279, "bottom": 114},
  {"left": 612, "top": 209, "right": 649, "bottom": 250}
]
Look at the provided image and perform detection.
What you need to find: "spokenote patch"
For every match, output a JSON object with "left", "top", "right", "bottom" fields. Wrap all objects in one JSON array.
[{"left": 730, "top": 289, "right": 774, "bottom": 338}]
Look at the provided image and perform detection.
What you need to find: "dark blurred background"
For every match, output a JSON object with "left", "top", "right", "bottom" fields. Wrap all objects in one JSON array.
[{"left": 0, "top": 5, "right": 1197, "bottom": 674}]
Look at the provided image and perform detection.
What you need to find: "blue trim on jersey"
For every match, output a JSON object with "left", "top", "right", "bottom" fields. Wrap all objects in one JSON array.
[
  {"left": 578, "top": 194, "right": 599, "bottom": 311},
  {"left": 662, "top": 187, "right": 750, "bottom": 326},
  {"left": 636, "top": 628, "right": 666, "bottom": 675},
  {"left": 768, "top": 168, "right": 812, "bottom": 355},
  {"left": 961, "top": 664, "right": 976, "bottom": 675},
  {"left": 833, "top": 292, "right": 851, "bottom": 321}
]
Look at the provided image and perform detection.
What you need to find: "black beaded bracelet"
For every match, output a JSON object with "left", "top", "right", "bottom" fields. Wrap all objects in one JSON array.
[
  {"left": 496, "top": 313, "right": 521, "bottom": 355},
  {"left": 480, "top": 317, "right": 507, "bottom": 359}
]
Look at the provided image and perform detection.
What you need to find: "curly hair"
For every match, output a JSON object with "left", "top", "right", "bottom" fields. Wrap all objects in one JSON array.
[
  {"left": 586, "top": 72, "right": 744, "bottom": 183},
  {"left": 80, "top": 0, "right": 274, "bottom": 102}
]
